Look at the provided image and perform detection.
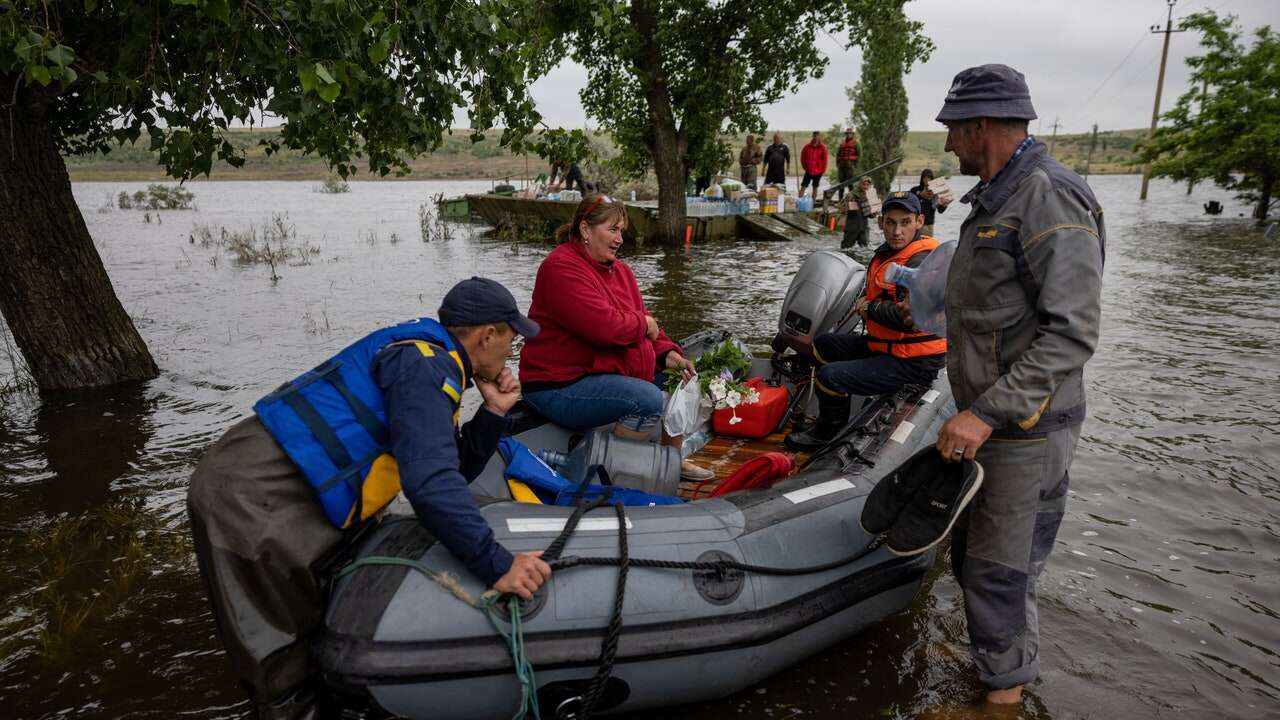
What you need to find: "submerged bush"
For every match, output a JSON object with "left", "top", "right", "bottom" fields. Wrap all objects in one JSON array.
[
  {"left": 188, "top": 214, "right": 320, "bottom": 283},
  {"left": 420, "top": 198, "right": 454, "bottom": 242},
  {"left": 117, "top": 184, "right": 195, "bottom": 210},
  {"left": 315, "top": 176, "right": 351, "bottom": 194}
]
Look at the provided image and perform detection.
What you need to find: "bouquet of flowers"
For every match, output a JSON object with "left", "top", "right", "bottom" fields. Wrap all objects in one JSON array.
[{"left": 664, "top": 339, "right": 760, "bottom": 424}]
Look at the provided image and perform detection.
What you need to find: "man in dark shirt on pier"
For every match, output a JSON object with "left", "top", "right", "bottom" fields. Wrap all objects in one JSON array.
[{"left": 763, "top": 133, "right": 791, "bottom": 186}]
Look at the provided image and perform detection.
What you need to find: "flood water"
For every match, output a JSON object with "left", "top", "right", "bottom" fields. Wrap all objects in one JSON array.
[{"left": 1, "top": 174, "right": 1276, "bottom": 719}]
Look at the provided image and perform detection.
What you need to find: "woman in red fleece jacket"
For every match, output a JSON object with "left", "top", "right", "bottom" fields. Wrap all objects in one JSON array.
[{"left": 519, "top": 194, "right": 713, "bottom": 481}]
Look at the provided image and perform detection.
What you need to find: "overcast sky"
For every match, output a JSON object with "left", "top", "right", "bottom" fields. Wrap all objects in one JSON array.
[{"left": 517, "top": 0, "right": 1278, "bottom": 135}]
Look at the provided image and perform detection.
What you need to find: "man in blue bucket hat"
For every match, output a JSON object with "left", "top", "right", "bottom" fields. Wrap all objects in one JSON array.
[
  {"left": 932, "top": 64, "right": 1105, "bottom": 708},
  {"left": 189, "top": 277, "right": 550, "bottom": 718}
]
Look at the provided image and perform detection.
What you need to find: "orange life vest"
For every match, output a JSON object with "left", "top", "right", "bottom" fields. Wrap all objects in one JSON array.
[{"left": 865, "top": 236, "right": 948, "bottom": 359}]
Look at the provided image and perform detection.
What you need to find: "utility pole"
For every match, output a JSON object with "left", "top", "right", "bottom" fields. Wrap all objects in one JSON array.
[
  {"left": 1047, "top": 117, "right": 1062, "bottom": 155},
  {"left": 1140, "top": 0, "right": 1186, "bottom": 200},
  {"left": 1085, "top": 123, "right": 1099, "bottom": 177}
]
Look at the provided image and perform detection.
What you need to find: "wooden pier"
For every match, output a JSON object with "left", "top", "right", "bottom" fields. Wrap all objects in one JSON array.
[{"left": 464, "top": 193, "right": 841, "bottom": 245}]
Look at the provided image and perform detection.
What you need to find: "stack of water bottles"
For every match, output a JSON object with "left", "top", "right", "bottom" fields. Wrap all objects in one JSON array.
[{"left": 686, "top": 196, "right": 756, "bottom": 217}]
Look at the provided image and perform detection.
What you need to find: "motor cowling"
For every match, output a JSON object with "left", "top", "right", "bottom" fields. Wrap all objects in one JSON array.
[{"left": 773, "top": 251, "right": 866, "bottom": 357}]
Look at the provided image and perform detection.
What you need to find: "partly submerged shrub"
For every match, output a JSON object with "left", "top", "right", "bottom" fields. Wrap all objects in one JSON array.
[
  {"left": 117, "top": 184, "right": 195, "bottom": 210},
  {"left": 315, "top": 176, "right": 351, "bottom": 194}
]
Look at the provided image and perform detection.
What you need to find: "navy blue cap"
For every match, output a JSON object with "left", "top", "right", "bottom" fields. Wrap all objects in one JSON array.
[
  {"left": 936, "top": 64, "right": 1037, "bottom": 122},
  {"left": 439, "top": 277, "right": 539, "bottom": 338},
  {"left": 882, "top": 191, "right": 922, "bottom": 215}
]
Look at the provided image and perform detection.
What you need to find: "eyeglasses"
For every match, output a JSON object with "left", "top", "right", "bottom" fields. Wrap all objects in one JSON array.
[{"left": 583, "top": 194, "right": 616, "bottom": 215}]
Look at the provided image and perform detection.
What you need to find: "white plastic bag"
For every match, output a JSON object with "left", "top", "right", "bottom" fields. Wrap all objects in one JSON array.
[
  {"left": 902, "top": 239, "right": 957, "bottom": 337},
  {"left": 663, "top": 374, "right": 702, "bottom": 438}
]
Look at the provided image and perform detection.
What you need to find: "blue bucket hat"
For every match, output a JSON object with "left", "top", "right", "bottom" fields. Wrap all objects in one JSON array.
[
  {"left": 936, "top": 64, "right": 1037, "bottom": 122},
  {"left": 882, "top": 191, "right": 923, "bottom": 215},
  {"left": 439, "top": 277, "right": 540, "bottom": 338}
]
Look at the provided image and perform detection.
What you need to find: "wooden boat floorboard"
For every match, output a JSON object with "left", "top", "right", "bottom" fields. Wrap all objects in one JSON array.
[{"left": 679, "top": 430, "right": 810, "bottom": 500}]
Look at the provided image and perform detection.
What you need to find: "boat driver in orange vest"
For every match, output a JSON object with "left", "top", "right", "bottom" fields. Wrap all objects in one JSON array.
[{"left": 786, "top": 191, "right": 947, "bottom": 451}]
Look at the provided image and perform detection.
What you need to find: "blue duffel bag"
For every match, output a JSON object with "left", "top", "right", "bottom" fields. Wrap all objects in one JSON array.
[{"left": 498, "top": 438, "right": 684, "bottom": 507}]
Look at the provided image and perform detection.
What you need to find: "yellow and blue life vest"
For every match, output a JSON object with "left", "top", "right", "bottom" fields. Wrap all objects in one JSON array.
[{"left": 254, "top": 317, "right": 466, "bottom": 528}]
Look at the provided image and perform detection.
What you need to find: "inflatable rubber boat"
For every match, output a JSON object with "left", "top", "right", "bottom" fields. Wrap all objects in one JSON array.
[{"left": 317, "top": 251, "right": 957, "bottom": 718}]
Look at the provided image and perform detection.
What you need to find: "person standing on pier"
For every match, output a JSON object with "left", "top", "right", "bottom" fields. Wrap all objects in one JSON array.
[
  {"left": 763, "top": 133, "right": 791, "bottom": 187},
  {"left": 836, "top": 129, "right": 861, "bottom": 200},
  {"left": 739, "top": 135, "right": 764, "bottom": 190},
  {"left": 799, "top": 131, "right": 829, "bottom": 201}
]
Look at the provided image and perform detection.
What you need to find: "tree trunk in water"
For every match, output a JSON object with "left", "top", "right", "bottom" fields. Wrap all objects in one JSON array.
[
  {"left": 1255, "top": 173, "right": 1273, "bottom": 223},
  {"left": 633, "top": 0, "right": 687, "bottom": 246},
  {"left": 651, "top": 129, "right": 688, "bottom": 246},
  {"left": 0, "top": 97, "right": 159, "bottom": 391}
]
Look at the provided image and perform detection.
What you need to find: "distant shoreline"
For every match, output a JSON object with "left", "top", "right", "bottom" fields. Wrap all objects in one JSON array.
[
  {"left": 65, "top": 127, "right": 1149, "bottom": 183},
  {"left": 69, "top": 169, "right": 1146, "bottom": 183}
]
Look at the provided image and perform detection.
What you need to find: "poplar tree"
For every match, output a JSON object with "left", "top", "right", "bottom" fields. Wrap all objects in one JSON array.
[{"left": 845, "top": 1, "right": 933, "bottom": 196}]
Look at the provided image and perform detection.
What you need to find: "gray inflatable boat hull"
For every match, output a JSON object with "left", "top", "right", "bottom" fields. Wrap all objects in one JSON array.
[{"left": 318, "top": 374, "right": 955, "bottom": 718}]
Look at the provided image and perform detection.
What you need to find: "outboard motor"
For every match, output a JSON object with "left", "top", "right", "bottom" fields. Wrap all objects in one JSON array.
[{"left": 773, "top": 251, "right": 866, "bottom": 358}]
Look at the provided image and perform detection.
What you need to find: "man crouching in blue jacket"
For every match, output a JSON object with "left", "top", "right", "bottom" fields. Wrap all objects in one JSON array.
[{"left": 188, "top": 277, "right": 549, "bottom": 719}]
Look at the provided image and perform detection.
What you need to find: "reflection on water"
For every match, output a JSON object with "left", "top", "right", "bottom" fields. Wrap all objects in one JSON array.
[
  {"left": 35, "top": 384, "right": 155, "bottom": 515},
  {"left": 0, "top": 176, "right": 1277, "bottom": 719}
]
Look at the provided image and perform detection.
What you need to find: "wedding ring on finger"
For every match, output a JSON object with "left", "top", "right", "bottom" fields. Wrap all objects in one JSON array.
[{"left": 953, "top": 447, "right": 964, "bottom": 456}]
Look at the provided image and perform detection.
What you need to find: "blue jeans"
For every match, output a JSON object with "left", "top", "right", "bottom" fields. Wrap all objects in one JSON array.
[
  {"left": 523, "top": 373, "right": 664, "bottom": 433},
  {"left": 813, "top": 334, "right": 942, "bottom": 397}
]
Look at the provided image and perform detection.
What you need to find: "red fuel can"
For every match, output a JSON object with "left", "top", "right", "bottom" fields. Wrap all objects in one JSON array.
[{"left": 713, "top": 378, "right": 790, "bottom": 439}]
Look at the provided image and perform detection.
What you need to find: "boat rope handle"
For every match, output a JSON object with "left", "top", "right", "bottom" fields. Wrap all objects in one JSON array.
[{"left": 336, "top": 556, "right": 541, "bottom": 720}]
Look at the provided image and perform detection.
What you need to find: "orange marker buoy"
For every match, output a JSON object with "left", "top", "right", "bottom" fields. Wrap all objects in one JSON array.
[
  {"left": 684, "top": 224, "right": 693, "bottom": 247},
  {"left": 828, "top": 215, "right": 837, "bottom": 231}
]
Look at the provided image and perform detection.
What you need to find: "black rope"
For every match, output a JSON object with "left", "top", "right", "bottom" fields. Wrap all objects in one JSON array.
[
  {"left": 538, "top": 463, "right": 891, "bottom": 720},
  {"left": 577, "top": 502, "right": 628, "bottom": 719},
  {"left": 542, "top": 468, "right": 611, "bottom": 563}
]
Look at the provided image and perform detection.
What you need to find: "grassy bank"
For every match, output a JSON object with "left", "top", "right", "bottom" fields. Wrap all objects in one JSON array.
[{"left": 64, "top": 127, "right": 1148, "bottom": 182}]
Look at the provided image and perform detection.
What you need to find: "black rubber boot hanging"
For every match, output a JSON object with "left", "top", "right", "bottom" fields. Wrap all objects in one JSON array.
[{"left": 784, "top": 390, "right": 850, "bottom": 451}]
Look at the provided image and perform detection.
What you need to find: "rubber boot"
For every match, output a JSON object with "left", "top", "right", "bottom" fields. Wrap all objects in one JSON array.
[{"left": 784, "top": 390, "right": 851, "bottom": 451}]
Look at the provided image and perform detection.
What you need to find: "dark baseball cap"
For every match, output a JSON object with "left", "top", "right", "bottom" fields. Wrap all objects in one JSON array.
[
  {"left": 438, "top": 277, "right": 539, "bottom": 338},
  {"left": 882, "top": 191, "right": 923, "bottom": 215},
  {"left": 936, "top": 64, "right": 1037, "bottom": 122}
]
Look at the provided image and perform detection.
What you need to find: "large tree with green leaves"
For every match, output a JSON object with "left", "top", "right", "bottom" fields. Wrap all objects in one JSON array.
[
  {"left": 1138, "top": 11, "right": 1279, "bottom": 222},
  {"left": 547, "top": 0, "right": 931, "bottom": 244},
  {"left": 846, "top": 1, "right": 932, "bottom": 196},
  {"left": 1, "top": 0, "right": 549, "bottom": 390}
]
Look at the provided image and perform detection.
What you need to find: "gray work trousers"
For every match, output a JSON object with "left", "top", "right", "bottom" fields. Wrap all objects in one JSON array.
[
  {"left": 950, "top": 424, "right": 1081, "bottom": 689},
  {"left": 188, "top": 417, "right": 343, "bottom": 719}
]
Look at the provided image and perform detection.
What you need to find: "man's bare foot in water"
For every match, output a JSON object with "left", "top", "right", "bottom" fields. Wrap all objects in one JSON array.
[
  {"left": 918, "top": 690, "right": 1023, "bottom": 719},
  {"left": 985, "top": 686, "right": 1023, "bottom": 705}
]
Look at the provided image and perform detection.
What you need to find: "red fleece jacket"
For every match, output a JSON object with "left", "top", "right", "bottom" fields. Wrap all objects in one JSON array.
[
  {"left": 800, "top": 142, "right": 828, "bottom": 175},
  {"left": 519, "top": 242, "right": 682, "bottom": 384}
]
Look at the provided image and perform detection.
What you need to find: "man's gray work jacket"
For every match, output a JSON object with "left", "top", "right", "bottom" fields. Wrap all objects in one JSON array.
[{"left": 945, "top": 140, "right": 1105, "bottom": 437}]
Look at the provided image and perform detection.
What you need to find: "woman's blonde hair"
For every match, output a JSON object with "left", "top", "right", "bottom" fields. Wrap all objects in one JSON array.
[{"left": 555, "top": 194, "right": 628, "bottom": 244}]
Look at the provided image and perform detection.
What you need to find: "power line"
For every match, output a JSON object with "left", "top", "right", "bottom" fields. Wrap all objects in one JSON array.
[{"left": 1081, "top": 29, "right": 1153, "bottom": 109}]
